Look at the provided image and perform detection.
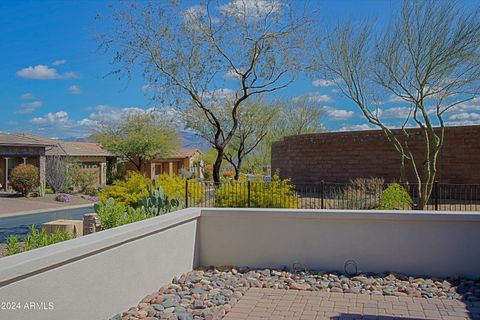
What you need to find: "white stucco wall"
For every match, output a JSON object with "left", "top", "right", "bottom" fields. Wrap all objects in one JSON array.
[
  {"left": 199, "top": 209, "right": 480, "bottom": 279},
  {"left": 0, "top": 208, "right": 201, "bottom": 320},
  {"left": 1, "top": 208, "right": 479, "bottom": 320}
]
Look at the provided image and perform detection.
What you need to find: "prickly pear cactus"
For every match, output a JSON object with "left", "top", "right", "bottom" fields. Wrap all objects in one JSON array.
[{"left": 140, "top": 185, "right": 183, "bottom": 216}]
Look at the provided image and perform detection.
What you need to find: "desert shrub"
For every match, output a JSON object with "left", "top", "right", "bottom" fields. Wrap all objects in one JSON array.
[
  {"left": 6, "top": 235, "right": 21, "bottom": 256},
  {"left": 69, "top": 164, "right": 97, "bottom": 193},
  {"left": 7, "top": 225, "right": 71, "bottom": 256},
  {"left": 222, "top": 170, "right": 235, "bottom": 179},
  {"left": 203, "top": 164, "right": 213, "bottom": 180},
  {"left": 377, "top": 183, "right": 413, "bottom": 210},
  {"left": 337, "top": 177, "right": 384, "bottom": 209},
  {"left": 10, "top": 164, "right": 39, "bottom": 196},
  {"left": 154, "top": 174, "right": 204, "bottom": 204},
  {"left": 46, "top": 156, "right": 70, "bottom": 193},
  {"left": 98, "top": 171, "right": 152, "bottom": 207},
  {"left": 179, "top": 168, "right": 194, "bottom": 179},
  {"left": 94, "top": 198, "right": 150, "bottom": 229},
  {"left": 214, "top": 174, "right": 299, "bottom": 208}
]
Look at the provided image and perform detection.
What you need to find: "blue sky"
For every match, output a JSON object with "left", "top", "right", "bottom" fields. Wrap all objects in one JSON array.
[{"left": 1, "top": 0, "right": 478, "bottom": 143}]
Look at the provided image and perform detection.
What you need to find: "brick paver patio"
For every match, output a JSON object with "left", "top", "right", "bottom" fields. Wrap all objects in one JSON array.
[{"left": 223, "top": 288, "right": 480, "bottom": 320}]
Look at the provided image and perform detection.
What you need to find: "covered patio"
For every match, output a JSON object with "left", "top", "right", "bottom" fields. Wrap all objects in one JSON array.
[{"left": 0, "top": 133, "right": 53, "bottom": 191}]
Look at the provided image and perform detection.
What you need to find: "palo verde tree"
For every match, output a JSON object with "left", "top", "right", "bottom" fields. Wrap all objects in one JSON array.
[
  {"left": 97, "top": 0, "right": 312, "bottom": 184},
  {"left": 94, "top": 112, "right": 179, "bottom": 171},
  {"left": 318, "top": 0, "right": 480, "bottom": 209}
]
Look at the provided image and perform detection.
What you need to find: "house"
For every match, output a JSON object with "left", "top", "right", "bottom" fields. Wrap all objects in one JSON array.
[
  {"left": 0, "top": 133, "right": 54, "bottom": 191},
  {"left": 46, "top": 141, "right": 117, "bottom": 186},
  {"left": 126, "top": 148, "right": 203, "bottom": 180},
  {"left": 0, "top": 133, "right": 116, "bottom": 191}
]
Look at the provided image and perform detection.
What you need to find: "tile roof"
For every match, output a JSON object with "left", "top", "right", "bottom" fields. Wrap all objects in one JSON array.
[
  {"left": 0, "top": 133, "right": 56, "bottom": 147},
  {"left": 166, "top": 148, "right": 201, "bottom": 159},
  {"left": 46, "top": 141, "right": 116, "bottom": 157}
]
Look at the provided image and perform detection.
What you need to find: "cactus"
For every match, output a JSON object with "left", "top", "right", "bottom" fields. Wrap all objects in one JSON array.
[
  {"left": 139, "top": 182, "right": 183, "bottom": 216},
  {"left": 38, "top": 180, "right": 46, "bottom": 197}
]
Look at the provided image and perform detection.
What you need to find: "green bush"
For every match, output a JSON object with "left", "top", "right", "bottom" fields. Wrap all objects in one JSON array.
[
  {"left": 10, "top": 164, "right": 39, "bottom": 196},
  {"left": 214, "top": 174, "right": 299, "bottom": 208},
  {"left": 377, "top": 183, "right": 413, "bottom": 210},
  {"left": 70, "top": 165, "right": 97, "bottom": 193},
  {"left": 6, "top": 225, "right": 71, "bottom": 256},
  {"left": 94, "top": 198, "right": 150, "bottom": 229},
  {"left": 99, "top": 171, "right": 152, "bottom": 207}
]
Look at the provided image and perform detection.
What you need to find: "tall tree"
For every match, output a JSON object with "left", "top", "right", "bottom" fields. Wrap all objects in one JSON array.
[
  {"left": 98, "top": 0, "right": 312, "bottom": 184},
  {"left": 317, "top": 0, "right": 480, "bottom": 209},
  {"left": 184, "top": 98, "right": 277, "bottom": 179},
  {"left": 94, "top": 113, "right": 180, "bottom": 171}
]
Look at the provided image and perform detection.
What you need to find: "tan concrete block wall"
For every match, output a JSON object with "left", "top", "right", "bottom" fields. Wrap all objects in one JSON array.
[{"left": 271, "top": 126, "right": 480, "bottom": 184}]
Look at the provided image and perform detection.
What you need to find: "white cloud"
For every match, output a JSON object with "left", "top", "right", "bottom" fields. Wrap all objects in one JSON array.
[
  {"left": 68, "top": 85, "right": 82, "bottom": 94},
  {"left": 224, "top": 69, "right": 243, "bottom": 80},
  {"left": 52, "top": 59, "right": 67, "bottom": 66},
  {"left": 21, "top": 93, "right": 35, "bottom": 100},
  {"left": 380, "top": 107, "right": 412, "bottom": 119},
  {"left": 16, "top": 97, "right": 43, "bottom": 114},
  {"left": 388, "top": 94, "right": 407, "bottom": 103},
  {"left": 339, "top": 124, "right": 376, "bottom": 131},
  {"left": 312, "top": 79, "right": 341, "bottom": 87},
  {"left": 294, "top": 92, "right": 334, "bottom": 103},
  {"left": 16, "top": 65, "right": 78, "bottom": 80},
  {"left": 220, "top": 0, "right": 284, "bottom": 19},
  {"left": 331, "top": 88, "right": 339, "bottom": 94},
  {"left": 448, "top": 112, "right": 480, "bottom": 122},
  {"left": 30, "top": 111, "right": 70, "bottom": 125},
  {"left": 324, "top": 107, "right": 354, "bottom": 120}
]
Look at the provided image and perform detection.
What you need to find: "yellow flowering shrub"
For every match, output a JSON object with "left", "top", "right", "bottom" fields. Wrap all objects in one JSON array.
[
  {"left": 214, "top": 174, "right": 299, "bottom": 208},
  {"left": 154, "top": 174, "right": 204, "bottom": 204},
  {"left": 99, "top": 171, "right": 152, "bottom": 207}
]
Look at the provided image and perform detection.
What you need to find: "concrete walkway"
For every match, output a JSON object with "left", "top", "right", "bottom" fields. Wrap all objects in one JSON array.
[
  {"left": 224, "top": 288, "right": 480, "bottom": 320},
  {"left": 0, "top": 194, "right": 92, "bottom": 216}
]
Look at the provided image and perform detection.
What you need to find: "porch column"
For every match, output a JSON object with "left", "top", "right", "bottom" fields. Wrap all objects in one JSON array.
[
  {"left": 39, "top": 156, "right": 46, "bottom": 188},
  {"left": 100, "top": 162, "right": 107, "bottom": 186},
  {"left": 4, "top": 157, "right": 9, "bottom": 191},
  {"left": 22, "top": 157, "right": 27, "bottom": 165},
  {"left": 168, "top": 161, "right": 173, "bottom": 175}
]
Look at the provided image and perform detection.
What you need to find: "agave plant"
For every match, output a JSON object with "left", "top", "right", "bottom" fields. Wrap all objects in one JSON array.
[{"left": 139, "top": 182, "right": 182, "bottom": 216}]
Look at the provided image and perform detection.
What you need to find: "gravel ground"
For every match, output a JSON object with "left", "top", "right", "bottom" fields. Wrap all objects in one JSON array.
[{"left": 113, "top": 266, "right": 480, "bottom": 320}]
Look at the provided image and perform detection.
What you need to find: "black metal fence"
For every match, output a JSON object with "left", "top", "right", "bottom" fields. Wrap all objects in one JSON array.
[{"left": 185, "top": 180, "right": 480, "bottom": 211}]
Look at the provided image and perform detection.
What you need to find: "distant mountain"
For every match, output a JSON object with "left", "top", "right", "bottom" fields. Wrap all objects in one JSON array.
[
  {"left": 181, "top": 131, "right": 210, "bottom": 151},
  {"left": 60, "top": 131, "right": 210, "bottom": 151}
]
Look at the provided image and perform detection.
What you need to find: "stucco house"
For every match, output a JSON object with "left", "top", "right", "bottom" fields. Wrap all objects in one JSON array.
[
  {"left": 46, "top": 141, "right": 117, "bottom": 186},
  {"left": 0, "top": 133, "right": 54, "bottom": 191},
  {"left": 0, "top": 133, "right": 116, "bottom": 191},
  {"left": 126, "top": 148, "right": 203, "bottom": 180}
]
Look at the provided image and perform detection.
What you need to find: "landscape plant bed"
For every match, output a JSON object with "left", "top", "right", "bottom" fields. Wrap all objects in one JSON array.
[{"left": 113, "top": 266, "right": 480, "bottom": 320}]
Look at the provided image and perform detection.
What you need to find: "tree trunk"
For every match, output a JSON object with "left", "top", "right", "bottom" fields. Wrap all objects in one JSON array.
[
  {"left": 233, "top": 159, "right": 241, "bottom": 180},
  {"left": 213, "top": 149, "right": 224, "bottom": 185}
]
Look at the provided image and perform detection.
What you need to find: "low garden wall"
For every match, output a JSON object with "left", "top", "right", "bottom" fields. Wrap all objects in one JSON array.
[
  {"left": 0, "top": 208, "right": 479, "bottom": 319},
  {"left": 199, "top": 209, "right": 480, "bottom": 278},
  {"left": 0, "top": 208, "right": 201, "bottom": 320}
]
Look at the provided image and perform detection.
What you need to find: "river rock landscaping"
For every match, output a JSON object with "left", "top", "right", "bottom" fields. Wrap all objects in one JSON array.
[{"left": 114, "top": 266, "right": 480, "bottom": 320}]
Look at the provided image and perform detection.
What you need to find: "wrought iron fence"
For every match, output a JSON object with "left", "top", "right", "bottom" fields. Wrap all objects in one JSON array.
[{"left": 185, "top": 180, "right": 480, "bottom": 211}]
